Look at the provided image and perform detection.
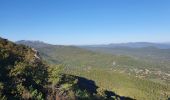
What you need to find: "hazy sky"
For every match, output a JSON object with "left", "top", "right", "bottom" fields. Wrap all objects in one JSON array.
[{"left": 0, "top": 0, "right": 170, "bottom": 45}]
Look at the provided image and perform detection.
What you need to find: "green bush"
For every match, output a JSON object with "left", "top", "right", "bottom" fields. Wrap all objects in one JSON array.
[{"left": 29, "top": 86, "right": 44, "bottom": 100}]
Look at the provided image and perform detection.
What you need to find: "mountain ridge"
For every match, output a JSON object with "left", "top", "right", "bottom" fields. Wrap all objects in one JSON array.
[
  {"left": 81, "top": 42, "right": 170, "bottom": 49},
  {"left": 16, "top": 40, "right": 170, "bottom": 49}
]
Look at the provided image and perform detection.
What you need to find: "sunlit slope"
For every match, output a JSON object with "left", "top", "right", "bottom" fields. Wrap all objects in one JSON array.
[
  {"left": 17, "top": 40, "right": 170, "bottom": 100},
  {"left": 17, "top": 41, "right": 169, "bottom": 71},
  {"left": 65, "top": 68, "right": 170, "bottom": 100}
]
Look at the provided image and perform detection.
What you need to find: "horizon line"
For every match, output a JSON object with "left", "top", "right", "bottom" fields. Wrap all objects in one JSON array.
[
  {"left": 15, "top": 39, "right": 170, "bottom": 46},
  {"left": 1, "top": 36, "right": 170, "bottom": 46}
]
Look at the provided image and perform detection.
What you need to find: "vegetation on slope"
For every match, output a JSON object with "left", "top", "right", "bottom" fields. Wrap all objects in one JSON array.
[
  {"left": 65, "top": 68, "right": 170, "bottom": 100},
  {"left": 0, "top": 38, "right": 48, "bottom": 99},
  {"left": 17, "top": 40, "right": 170, "bottom": 100},
  {"left": 18, "top": 41, "right": 170, "bottom": 83},
  {"left": 1, "top": 38, "right": 135, "bottom": 100}
]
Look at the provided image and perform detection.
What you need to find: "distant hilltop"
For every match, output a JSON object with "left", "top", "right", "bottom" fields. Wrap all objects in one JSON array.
[
  {"left": 16, "top": 40, "right": 53, "bottom": 48},
  {"left": 81, "top": 42, "right": 170, "bottom": 49}
]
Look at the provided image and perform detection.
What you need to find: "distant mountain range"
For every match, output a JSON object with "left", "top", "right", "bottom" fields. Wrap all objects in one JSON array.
[
  {"left": 81, "top": 42, "right": 170, "bottom": 49},
  {"left": 16, "top": 40, "right": 170, "bottom": 62},
  {"left": 16, "top": 40, "right": 170, "bottom": 67},
  {"left": 16, "top": 40, "right": 170, "bottom": 49}
]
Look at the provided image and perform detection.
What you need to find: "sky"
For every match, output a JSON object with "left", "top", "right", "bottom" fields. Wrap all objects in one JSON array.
[{"left": 0, "top": 0, "right": 170, "bottom": 45}]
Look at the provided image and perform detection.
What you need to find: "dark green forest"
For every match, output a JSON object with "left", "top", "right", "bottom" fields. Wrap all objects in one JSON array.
[
  {"left": 0, "top": 38, "right": 136, "bottom": 100},
  {"left": 16, "top": 40, "right": 170, "bottom": 100}
]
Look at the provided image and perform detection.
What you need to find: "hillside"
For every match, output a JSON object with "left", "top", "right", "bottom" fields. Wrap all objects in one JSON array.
[
  {"left": 1, "top": 38, "right": 135, "bottom": 100},
  {"left": 81, "top": 46, "right": 170, "bottom": 62},
  {"left": 0, "top": 38, "right": 48, "bottom": 99},
  {"left": 17, "top": 40, "right": 170, "bottom": 100}
]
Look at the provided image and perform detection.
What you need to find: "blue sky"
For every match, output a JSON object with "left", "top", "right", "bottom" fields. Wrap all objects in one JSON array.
[{"left": 0, "top": 0, "right": 170, "bottom": 45}]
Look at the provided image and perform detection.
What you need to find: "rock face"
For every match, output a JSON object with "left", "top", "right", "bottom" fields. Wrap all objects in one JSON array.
[{"left": 32, "top": 48, "right": 41, "bottom": 59}]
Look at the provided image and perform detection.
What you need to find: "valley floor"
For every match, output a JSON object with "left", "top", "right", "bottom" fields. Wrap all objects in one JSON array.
[{"left": 64, "top": 67, "right": 170, "bottom": 100}]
